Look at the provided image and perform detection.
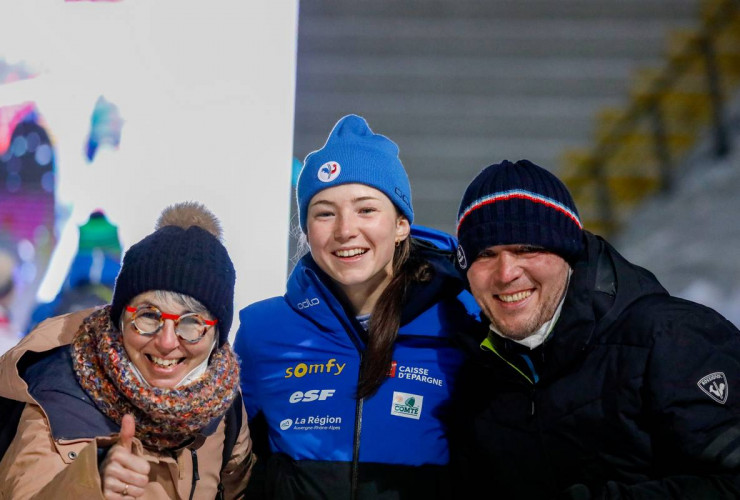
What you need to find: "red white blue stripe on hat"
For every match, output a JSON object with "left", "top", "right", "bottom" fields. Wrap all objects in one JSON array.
[{"left": 457, "top": 189, "right": 583, "bottom": 234}]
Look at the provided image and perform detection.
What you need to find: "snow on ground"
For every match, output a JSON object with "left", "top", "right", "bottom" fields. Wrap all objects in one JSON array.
[{"left": 613, "top": 111, "right": 740, "bottom": 326}]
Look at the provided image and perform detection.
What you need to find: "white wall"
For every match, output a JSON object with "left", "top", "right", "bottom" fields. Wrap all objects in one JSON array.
[{"left": 0, "top": 0, "right": 298, "bottom": 340}]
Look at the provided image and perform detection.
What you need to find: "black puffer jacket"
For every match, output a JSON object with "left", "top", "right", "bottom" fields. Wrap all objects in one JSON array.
[{"left": 452, "top": 232, "right": 740, "bottom": 499}]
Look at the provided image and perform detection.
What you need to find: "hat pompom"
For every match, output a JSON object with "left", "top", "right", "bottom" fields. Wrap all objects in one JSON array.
[{"left": 156, "top": 201, "right": 222, "bottom": 240}]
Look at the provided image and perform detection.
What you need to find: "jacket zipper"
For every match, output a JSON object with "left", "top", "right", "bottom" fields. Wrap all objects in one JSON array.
[
  {"left": 316, "top": 281, "right": 369, "bottom": 499},
  {"left": 351, "top": 393, "right": 364, "bottom": 500},
  {"left": 487, "top": 344, "right": 537, "bottom": 415},
  {"left": 350, "top": 352, "right": 364, "bottom": 500},
  {"left": 487, "top": 344, "right": 534, "bottom": 385},
  {"left": 189, "top": 449, "right": 199, "bottom": 500}
]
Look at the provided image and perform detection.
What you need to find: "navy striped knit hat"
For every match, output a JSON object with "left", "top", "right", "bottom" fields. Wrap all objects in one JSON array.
[
  {"left": 455, "top": 159, "right": 584, "bottom": 270},
  {"left": 297, "top": 114, "right": 413, "bottom": 232}
]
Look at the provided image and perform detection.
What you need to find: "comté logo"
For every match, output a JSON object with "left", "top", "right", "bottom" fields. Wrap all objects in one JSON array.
[
  {"left": 390, "top": 391, "right": 423, "bottom": 420},
  {"left": 285, "top": 359, "right": 346, "bottom": 378}
]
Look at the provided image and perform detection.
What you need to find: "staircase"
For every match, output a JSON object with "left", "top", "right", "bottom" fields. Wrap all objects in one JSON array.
[{"left": 293, "top": 0, "right": 700, "bottom": 235}]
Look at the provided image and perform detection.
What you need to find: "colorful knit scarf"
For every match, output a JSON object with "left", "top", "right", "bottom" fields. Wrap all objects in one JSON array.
[{"left": 72, "top": 306, "right": 239, "bottom": 450}]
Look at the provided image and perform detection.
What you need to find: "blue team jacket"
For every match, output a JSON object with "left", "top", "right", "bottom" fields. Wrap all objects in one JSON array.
[{"left": 234, "top": 226, "right": 480, "bottom": 498}]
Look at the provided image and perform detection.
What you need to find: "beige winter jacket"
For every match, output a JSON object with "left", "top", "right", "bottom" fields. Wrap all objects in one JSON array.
[{"left": 0, "top": 309, "right": 254, "bottom": 499}]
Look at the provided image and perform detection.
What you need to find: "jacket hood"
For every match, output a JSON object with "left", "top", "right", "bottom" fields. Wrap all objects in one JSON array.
[
  {"left": 0, "top": 309, "right": 91, "bottom": 403},
  {"left": 537, "top": 231, "right": 668, "bottom": 374},
  {"left": 563, "top": 232, "right": 666, "bottom": 333},
  {"left": 285, "top": 225, "right": 470, "bottom": 337}
]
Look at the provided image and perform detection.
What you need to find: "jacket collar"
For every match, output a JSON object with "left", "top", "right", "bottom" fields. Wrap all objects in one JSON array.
[
  {"left": 286, "top": 254, "right": 365, "bottom": 347},
  {"left": 479, "top": 231, "right": 668, "bottom": 381},
  {"left": 285, "top": 236, "right": 471, "bottom": 343}
]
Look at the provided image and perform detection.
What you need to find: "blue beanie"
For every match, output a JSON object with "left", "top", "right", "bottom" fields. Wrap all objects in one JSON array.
[
  {"left": 456, "top": 159, "right": 584, "bottom": 270},
  {"left": 297, "top": 114, "right": 413, "bottom": 232}
]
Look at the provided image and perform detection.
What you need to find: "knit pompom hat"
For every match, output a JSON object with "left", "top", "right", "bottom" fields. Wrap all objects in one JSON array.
[
  {"left": 455, "top": 159, "right": 584, "bottom": 270},
  {"left": 296, "top": 114, "right": 413, "bottom": 232},
  {"left": 110, "top": 202, "right": 236, "bottom": 345}
]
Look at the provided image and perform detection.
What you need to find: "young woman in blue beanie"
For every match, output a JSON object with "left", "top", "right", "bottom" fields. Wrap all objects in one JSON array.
[
  {"left": 234, "top": 114, "right": 479, "bottom": 499},
  {"left": 0, "top": 202, "right": 254, "bottom": 499}
]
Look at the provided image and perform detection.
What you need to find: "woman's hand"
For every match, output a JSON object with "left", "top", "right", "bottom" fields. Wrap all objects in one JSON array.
[{"left": 101, "top": 414, "right": 150, "bottom": 499}]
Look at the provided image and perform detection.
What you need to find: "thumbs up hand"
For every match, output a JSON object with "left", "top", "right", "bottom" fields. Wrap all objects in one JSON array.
[
  {"left": 101, "top": 414, "right": 151, "bottom": 499},
  {"left": 119, "top": 413, "right": 136, "bottom": 452}
]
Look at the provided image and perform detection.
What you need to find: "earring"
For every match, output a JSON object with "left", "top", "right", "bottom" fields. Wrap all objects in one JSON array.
[{"left": 395, "top": 240, "right": 400, "bottom": 247}]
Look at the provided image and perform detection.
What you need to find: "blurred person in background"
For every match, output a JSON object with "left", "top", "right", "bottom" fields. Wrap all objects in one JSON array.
[
  {"left": 234, "top": 114, "right": 479, "bottom": 499},
  {"left": 451, "top": 159, "right": 740, "bottom": 499},
  {"left": 0, "top": 246, "right": 20, "bottom": 355},
  {"left": 0, "top": 202, "right": 254, "bottom": 499},
  {"left": 25, "top": 209, "right": 123, "bottom": 334}
]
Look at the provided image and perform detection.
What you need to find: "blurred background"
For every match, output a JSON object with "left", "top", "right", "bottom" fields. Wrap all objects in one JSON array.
[
  {"left": 1, "top": 0, "right": 739, "bottom": 354},
  {"left": 0, "top": 0, "right": 298, "bottom": 352},
  {"left": 290, "top": 0, "right": 740, "bottom": 324}
]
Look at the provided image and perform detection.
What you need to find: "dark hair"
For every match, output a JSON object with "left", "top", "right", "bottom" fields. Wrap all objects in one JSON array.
[{"left": 356, "top": 237, "right": 432, "bottom": 399}]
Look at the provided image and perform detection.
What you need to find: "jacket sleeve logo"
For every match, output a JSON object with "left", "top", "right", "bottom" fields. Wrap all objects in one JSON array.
[{"left": 698, "top": 372, "right": 728, "bottom": 404}]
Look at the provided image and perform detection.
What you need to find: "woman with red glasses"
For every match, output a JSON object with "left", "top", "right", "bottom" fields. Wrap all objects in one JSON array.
[{"left": 0, "top": 202, "right": 253, "bottom": 499}]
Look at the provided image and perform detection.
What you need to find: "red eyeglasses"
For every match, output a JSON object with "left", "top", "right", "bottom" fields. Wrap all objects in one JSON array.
[{"left": 125, "top": 305, "right": 217, "bottom": 344}]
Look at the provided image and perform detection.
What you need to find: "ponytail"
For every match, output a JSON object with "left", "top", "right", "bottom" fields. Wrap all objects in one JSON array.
[{"left": 356, "top": 238, "right": 432, "bottom": 399}]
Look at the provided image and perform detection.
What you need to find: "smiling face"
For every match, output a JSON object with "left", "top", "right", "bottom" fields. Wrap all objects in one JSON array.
[
  {"left": 466, "top": 244, "right": 570, "bottom": 340},
  {"left": 121, "top": 290, "right": 217, "bottom": 388},
  {"left": 306, "top": 183, "right": 410, "bottom": 314}
]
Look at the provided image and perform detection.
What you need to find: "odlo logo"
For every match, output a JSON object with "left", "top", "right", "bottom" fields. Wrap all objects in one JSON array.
[
  {"left": 390, "top": 391, "right": 423, "bottom": 420},
  {"left": 393, "top": 186, "right": 412, "bottom": 210},
  {"left": 297, "top": 298, "right": 320, "bottom": 309}
]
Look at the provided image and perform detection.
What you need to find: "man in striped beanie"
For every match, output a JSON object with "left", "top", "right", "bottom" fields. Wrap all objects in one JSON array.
[
  {"left": 451, "top": 159, "right": 740, "bottom": 499},
  {"left": 455, "top": 159, "right": 584, "bottom": 344}
]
